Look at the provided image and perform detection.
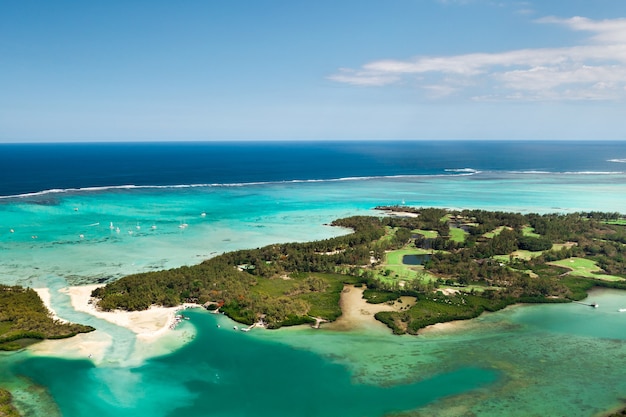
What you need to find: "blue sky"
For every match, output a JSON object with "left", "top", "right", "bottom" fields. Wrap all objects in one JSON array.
[{"left": 2, "top": 0, "right": 626, "bottom": 141}]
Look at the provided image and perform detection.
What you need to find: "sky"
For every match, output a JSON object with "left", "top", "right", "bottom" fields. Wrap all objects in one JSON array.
[{"left": 2, "top": 0, "right": 626, "bottom": 142}]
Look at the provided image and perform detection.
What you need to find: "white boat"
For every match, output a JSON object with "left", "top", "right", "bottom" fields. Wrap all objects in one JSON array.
[
  {"left": 109, "top": 222, "right": 114, "bottom": 230},
  {"left": 619, "top": 308, "right": 626, "bottom": 312},
  {"left": 151, "top": 225, "right": 157, "bottom": 230}
]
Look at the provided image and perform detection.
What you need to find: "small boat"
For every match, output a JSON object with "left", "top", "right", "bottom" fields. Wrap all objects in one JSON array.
[
  {"left": 109, "top": 222, "right": 114, "bottom": 230},
  {"left": 618, "top": 308, "right": 626, "bottom": 312},
  {"left": 201, "top": 212, "right": 206, "bottom": 217},
  {"left": 151, "top": 225, "right": 157, "bottom": 230},
  {"left": 179, "top": 223, "right": 188, "bottom": 229},
  {"left": 233, "top": 326, "right": 238, "bottom": 330}
]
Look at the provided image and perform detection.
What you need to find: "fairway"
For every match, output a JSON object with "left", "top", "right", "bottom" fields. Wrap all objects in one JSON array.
[
  {"left": 483, "top": 226, "right": 512, "bottom": 238},
  {"left": 493, "top": 250, "right": 543, "bottom": 262},
  {"left": 412, "top": 229, "right": 438, "bottom": 239},
  {"left": 522, "top": 226, "right": 541, "bottom": 237},
  {"left": 549, "top": 257, "right": 626, "bottom": 282},
  {"left": 449, "top": 227, "right": 467, "bottom": 243},
  {"left": 375, "top": 248, "right": 438, "bottom": 284}
]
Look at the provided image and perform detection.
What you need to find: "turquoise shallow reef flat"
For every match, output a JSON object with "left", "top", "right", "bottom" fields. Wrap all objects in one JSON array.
[
  {"left": 3, "top": 173, "right": 626, "bottom": 286},
  {"left": 1, "top": 142, "right": 626, "bottom": 416},
  {"left": 260, "top": 289, "right": 626, "bottom": 417},
  {"left": 11, "top": 311, "right": 499, "bottom": 417},
  {"left": 5, "top": 290, "right": 626, "bottom": 417}
]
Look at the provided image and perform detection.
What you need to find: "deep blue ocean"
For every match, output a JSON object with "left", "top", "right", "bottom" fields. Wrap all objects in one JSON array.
[{"left": 2, "top": 140, "right": 626, "bottom": 197}]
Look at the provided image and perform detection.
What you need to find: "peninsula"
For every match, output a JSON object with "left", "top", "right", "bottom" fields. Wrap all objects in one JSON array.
[{"left": 91, "top": 207, "right": 626, "bottom": 334}]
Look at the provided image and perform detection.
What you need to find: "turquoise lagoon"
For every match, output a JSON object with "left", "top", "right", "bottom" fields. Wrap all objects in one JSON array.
[{"left": 1, "top": 173, "right": 626, "bottom": 416}]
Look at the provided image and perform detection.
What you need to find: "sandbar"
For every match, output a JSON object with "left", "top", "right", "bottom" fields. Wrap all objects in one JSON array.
[
  {"left": 30, "top": 285, "right": 198, "bottom": 364},
  {"left": 63, "top": 284, "right": 186, "bottom": 341}
]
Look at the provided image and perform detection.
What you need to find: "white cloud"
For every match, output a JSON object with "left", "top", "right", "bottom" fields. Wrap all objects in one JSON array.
[
  {"left": 328, "top": 16, "right": 626, "bottom": 101},
  {"left": 327, "top": 68, "right": 401, "bottom": 86}
]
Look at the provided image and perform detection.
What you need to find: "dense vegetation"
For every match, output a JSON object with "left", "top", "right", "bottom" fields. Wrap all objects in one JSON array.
[
  {"left": 93, "top": 216, "right": 383, "bottom": 328},
  {"left": 93, "top": 207, "right": 626, "bottom": 333},
  {"left": 0, "top": 285, "right": 95, "bottom": 351}
]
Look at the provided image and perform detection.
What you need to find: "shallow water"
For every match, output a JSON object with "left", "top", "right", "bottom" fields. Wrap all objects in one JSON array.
[
  {"left": 1, "top": 171, "right": 626, "bottom": 416},
  {"left": 11, "top": 311, "right": 501, "bottom": 417},
  {"left": 261, "top": 289, "right": 626, "bottom": 416},
  {"left": 8, "top": 290, "right": 625, "bottom": 417},
  {"left": 3, "top": 173, "right": 626, "bottom": 286}
]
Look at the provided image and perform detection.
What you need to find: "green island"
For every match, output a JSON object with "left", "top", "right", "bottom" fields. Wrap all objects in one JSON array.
[
  {"left": 4, "top": 207, "right": 626, "bottom": 417},
  {"left": 91, "top": 207, "right": 626, "bottom": 335},
  {"left": 0, "top": 285, "right": 95, "bottom": 351}
]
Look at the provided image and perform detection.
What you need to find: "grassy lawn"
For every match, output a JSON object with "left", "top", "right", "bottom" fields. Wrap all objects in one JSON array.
[
  {"left": 375, "top": 248, "right": 438, "bottom": 284},
  {"left": 604, "top": 219, "right": 626, "bottom": 225},
  {"left": 522, "top": 226, "right": 541, "bottom": 237},
  {"left": 437, "top": 284, "right": 498, "bottom": 293},
  {"left": 250, "top": 273, "right": 360, "bottom": 320},
  {"left": 449, "top": 227, "right": 467, "bottom": 243},
  {"left": 385, "top": 248, "right": 431, "bottom": 264},
  {"left": 412, "top": 229, "right": 438, "bottom": 239},
  {"left": 551, "top": 242, "right": 577, "bottom": 251},
  {"left": 548, "top": 258, "right": 626, "bottom": 282},
  {"left": 483, "top": 226, "right": 511, "bottom": 239},
  {"left": 493, "top": 250, "right": 543, "bottom": 262}
]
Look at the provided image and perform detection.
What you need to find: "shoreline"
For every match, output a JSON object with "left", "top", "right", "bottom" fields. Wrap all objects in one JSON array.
[
  {"left": 62, "top": 284, "right": 195, "bottom": 341},
  {"left": 29, "top": 285, "right": 199, "bottom": 364},
  {"left": 33, "top": 288, "right": 67, "bottom": 323}
]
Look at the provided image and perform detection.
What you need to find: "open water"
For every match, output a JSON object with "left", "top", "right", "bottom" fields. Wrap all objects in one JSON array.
[{"left": 1, "top": 141, "right": 626, "bottom": 416}]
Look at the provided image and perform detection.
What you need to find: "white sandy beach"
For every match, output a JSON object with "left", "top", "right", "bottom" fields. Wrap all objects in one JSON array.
[
  {"left": 29, "top": 284, "right": 197, "bottom": 364},
  {"left": 62, "top": 284, "right": 186, "bottom": 341}
]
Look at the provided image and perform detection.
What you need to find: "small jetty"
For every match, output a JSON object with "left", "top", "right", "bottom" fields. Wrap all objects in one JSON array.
[
  {"left": 169, "top": 305, "right": 197, "bottom": 329},
  {"left": 170, "top": 314, "right": 188, "bottom": 329}
]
